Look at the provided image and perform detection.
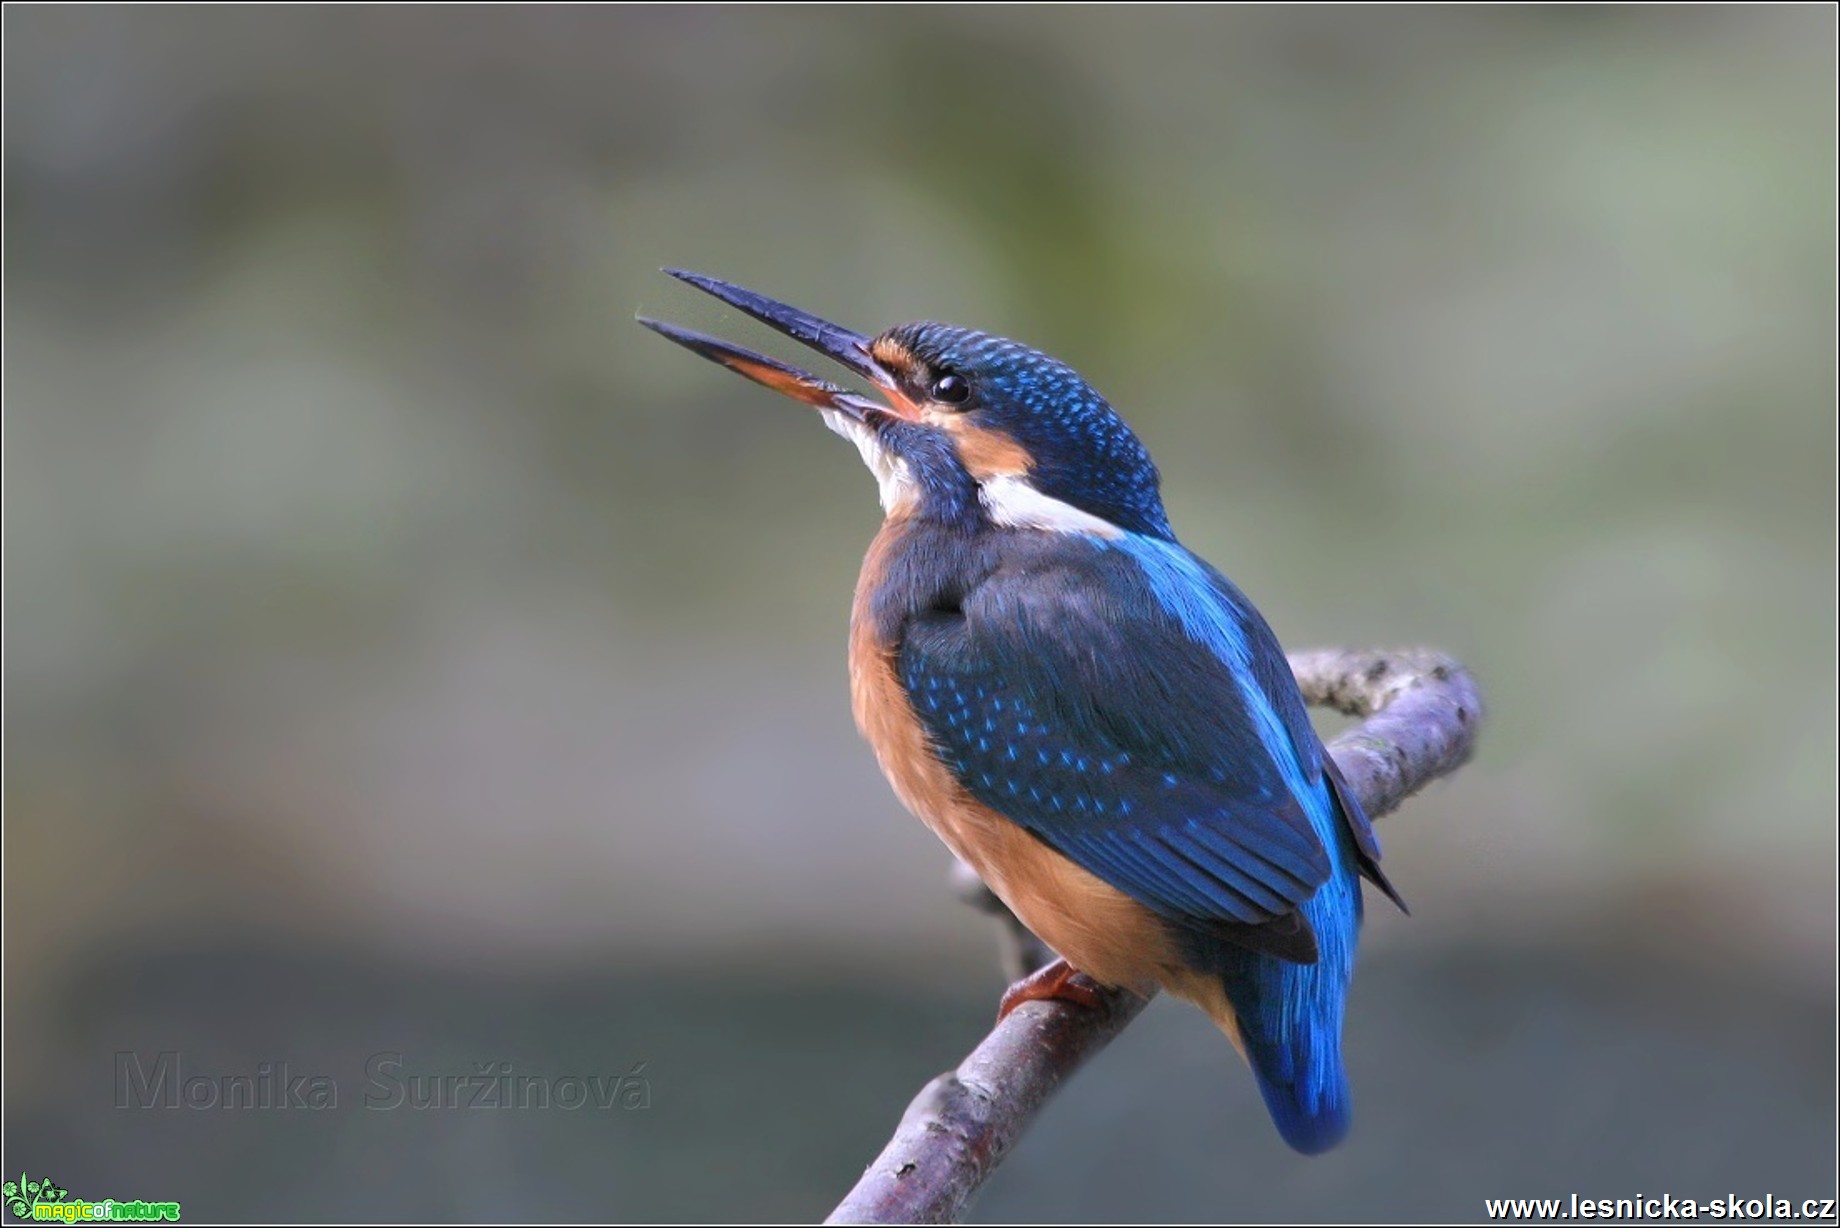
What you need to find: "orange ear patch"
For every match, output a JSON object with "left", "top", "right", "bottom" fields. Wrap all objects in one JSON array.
[{"left": 945, "top": 420, "right": 1034, "bottom": 479}]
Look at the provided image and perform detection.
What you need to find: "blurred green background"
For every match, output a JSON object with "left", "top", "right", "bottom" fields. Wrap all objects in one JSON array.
[{"left": 5, "top": 6, "right": 1834, "bottom": 1222}]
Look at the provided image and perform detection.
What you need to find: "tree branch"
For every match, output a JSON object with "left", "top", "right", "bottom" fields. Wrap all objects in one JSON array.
[{"left": 826, "top": 647, "right": 1484, "bottom": 1226}]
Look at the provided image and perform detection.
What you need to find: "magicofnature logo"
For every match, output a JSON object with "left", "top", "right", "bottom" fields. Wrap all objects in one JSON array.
[{"left": 4, "top": 1173, "right": 180, "bottom": 1222}]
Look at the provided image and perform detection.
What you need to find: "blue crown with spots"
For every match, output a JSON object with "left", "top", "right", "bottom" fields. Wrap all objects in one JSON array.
[{"left": 887, "top": 323, "right": 1174, "bottom": 540}]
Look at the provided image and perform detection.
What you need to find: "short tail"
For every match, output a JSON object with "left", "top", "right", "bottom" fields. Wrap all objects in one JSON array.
[
  {"left": 1241, "top": 1028, "right": 1351, "bottom": 1155},
  {"left": 1167, "top": 956, "right": 1354, "bottom": 1156},
  {"left": 1236, "top": 781, "right": 1366, "bottom": 1155},
  {"left": 1164, "top": 777, "right": 1367, "bottom": 1155}
]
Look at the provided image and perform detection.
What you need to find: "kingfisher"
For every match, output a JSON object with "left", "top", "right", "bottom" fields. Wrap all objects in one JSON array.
[{"left": 641, "top": 270, "right": 1406, "bottom": 1154}]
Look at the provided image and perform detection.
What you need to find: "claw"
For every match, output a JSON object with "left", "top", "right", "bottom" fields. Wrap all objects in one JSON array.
[{"left": 997, "top": 957, "right": 1110, "bottom": 1022}]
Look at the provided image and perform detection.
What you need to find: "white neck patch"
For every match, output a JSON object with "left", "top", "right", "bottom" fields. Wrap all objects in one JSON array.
[{"left": 978, "top": 473, "right": 1123, "bottom": 539}]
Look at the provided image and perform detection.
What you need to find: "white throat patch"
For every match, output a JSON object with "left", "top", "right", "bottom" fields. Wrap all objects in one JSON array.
[{"left": 821, "top": 409, "right": 914, "bottom": 513}]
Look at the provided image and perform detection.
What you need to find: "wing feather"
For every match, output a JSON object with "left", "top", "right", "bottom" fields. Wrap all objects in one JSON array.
[{"left": 894, "top": 536, "right": 1356, "bottom": 956}]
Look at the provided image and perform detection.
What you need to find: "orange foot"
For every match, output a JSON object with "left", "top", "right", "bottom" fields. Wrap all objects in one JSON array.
[{"left": 997, "top": 957, "right": 1110, "bottom": 1022}]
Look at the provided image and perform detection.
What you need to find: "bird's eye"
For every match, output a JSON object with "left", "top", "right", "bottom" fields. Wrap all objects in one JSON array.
[{"left": 930, "top": 373, "right": 971, "bottom": 406}]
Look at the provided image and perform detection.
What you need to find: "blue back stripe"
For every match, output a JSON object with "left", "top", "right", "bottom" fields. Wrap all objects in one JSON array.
[{"left": 1108, "top": 536, "right": 1329, "bottom": 842}]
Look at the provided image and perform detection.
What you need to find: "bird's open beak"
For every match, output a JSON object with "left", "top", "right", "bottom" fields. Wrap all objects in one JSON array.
[{"left": 639, "top": 269, "right": 908, "bottom": 422}]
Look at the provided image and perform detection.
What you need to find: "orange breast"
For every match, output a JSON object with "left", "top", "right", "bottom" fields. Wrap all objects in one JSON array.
[{"left": 847, "top": 523, "right": 1177, "bottom": 999}]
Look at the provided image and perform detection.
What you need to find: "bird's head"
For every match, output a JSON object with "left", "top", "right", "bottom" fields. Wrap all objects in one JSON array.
[{"left": 641, "top": 270, "right": 1172, "bottom": 540}]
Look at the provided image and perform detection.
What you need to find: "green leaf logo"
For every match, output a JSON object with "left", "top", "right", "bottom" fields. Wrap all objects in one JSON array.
[{"left": 5, "top": 1172, "right": 68, "bottom": 1219}]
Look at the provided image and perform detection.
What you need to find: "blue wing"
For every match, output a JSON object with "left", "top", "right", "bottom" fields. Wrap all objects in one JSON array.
[
  {"left": 1133, "top": 538, "right": 1395, "bottom": 899},
  {"left": 895, "top": 531, "right": 1396, "bottom": 963}
]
